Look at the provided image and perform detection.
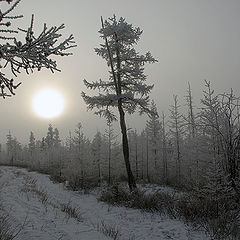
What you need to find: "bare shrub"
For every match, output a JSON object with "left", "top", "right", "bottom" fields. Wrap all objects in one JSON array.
[
  {"left": 21, "top": 177, "right": 49, "bottom": 205},
  {"left": 0, "top": 210, "right": 26, "bottom": 240},
  {"left": 32, "top": 188, "right": 49, "bottom": 205},
  {"left": 200, "top": 212, "right": 240, "bottom": 240},
  {"left": 67, "top": 174, "right": 83, "bottom": 191},
  {"left": 0, "top": 214, "right": 15, "bottom": 240},
  {"left": 60, "top": 201, "right": 82, "bottom": 222},
  {"left": 130, "top": 190, "right": 163, "bottom": 212},
  {"left": 99, "top": 184, "right": 131, "bottom": 206},
  {"left": 99, "top": 184, "right": 175, "bottom": 213},
  {"left": 65, "top": 173, "right": 99, "bottom": 192},
  {"left": 174, "top": 195, "right": 203, "bottom": 222},
  {"left": 197, "top": 202, "right": 240, "bottom": 240},
  {"left": 12, "top": 170, "right": 26, "bottom": 177},
  {"left": 49, "top": 174, "right": 66, "bottom": 184},
  {"left": 96, "top": 220, "right": 120, "bottom": 240},
  {"left": 99, "top": 185, "right": 240, "bottom": 239}
]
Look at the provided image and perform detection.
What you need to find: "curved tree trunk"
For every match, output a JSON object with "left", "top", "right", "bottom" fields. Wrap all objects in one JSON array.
[
  {"left": 118, "top": 102, "right": 136, "bottom": 190},
  {"left": 115, "top": 35, "right": 136, "bottom": 191}
]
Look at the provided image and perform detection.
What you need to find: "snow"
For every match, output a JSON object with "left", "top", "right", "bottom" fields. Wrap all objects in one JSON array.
[
  {"left": 136, "top": 183, "right": 184, "bottom": 197},
  {"left": 0, "top": 166, "right": 209, "bottom": 240}
]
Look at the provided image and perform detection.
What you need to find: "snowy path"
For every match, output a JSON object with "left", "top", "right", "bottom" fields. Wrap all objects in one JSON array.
[{"left": 0, "top": 167, "right": 208, "bottom": 240}]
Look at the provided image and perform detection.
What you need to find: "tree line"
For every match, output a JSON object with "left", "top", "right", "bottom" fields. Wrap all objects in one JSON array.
[{"left": 1, "top": 80, "right": 240, "bottom": 201}]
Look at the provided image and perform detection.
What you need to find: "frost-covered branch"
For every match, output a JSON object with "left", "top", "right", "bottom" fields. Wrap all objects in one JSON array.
[
  {"left": 0, "top": 0, "right": 13, "bottom": 3},
  {"left": 83, "top": 79, "right": 115, "bottom": 92},
  {"left": 0, "top": 0, "right": 76, "bottom": 98}
]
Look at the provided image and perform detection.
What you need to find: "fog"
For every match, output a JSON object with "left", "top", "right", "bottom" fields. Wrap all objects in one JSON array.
[{"left": 0, "top": 0, "right": 240, "bottom": 143}]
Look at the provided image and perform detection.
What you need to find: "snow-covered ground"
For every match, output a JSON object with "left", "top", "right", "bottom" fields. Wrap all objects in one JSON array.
[{"left": 0, "top": 166, "right": 209, "bottom": 240}]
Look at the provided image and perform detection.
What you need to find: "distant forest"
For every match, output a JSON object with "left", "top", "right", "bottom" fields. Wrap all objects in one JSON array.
[{"left": 1, "top": 80, "right": 239, "bottom": 199}]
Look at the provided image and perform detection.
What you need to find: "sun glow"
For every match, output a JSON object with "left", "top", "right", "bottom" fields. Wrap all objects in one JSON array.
[{"left": 33, "top": 89, "right": 65, "bottom": 118}]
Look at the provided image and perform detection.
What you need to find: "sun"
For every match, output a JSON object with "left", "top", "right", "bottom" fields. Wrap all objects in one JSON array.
[{"left": 33, "top": 88, "right": 65, "bottom": 118}]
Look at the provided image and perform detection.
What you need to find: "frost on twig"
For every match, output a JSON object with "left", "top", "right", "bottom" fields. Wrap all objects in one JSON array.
[{"left": 0, "top": 0, "right": 76, "bottom": 98}]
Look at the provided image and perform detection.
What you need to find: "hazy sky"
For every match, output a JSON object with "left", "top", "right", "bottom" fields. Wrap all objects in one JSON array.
[{"left": 0, "top": 0, "right": 240, "bottom": 144}]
